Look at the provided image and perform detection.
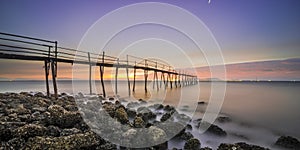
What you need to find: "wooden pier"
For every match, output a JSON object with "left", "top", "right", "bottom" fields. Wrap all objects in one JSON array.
[{"left": 0, "top": 32, "right": 198, "bottom": 98}]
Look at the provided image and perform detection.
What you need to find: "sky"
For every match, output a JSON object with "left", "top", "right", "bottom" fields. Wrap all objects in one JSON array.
[{"left": 0, "top": 0, "right": 300, "bottom": 81}]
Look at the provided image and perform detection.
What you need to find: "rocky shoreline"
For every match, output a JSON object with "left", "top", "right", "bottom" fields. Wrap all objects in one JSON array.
[{"left": 0, "top": 92, "right": 299, "bottom": 150}]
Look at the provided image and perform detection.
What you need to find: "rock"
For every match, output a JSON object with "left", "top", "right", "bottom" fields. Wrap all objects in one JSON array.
[
  {"left": 0, "top": 124, "right": 13, "bottom": 141},
  {"left": 180, "top": 132, "right": 194, "bottom": 141},
  {"left": 148, "top": 126, "right": 167, "bottom": 145},
  {"left": 161, "top": 112, "right": 172, "bottom": 122},
  {"left": 197, "top": 101, "right": 206, "bottom": 105},
  {"left": 114, "top": 106, "right": 129, "bottom": 124},
  {"left": 275, "top": 136, "right": 300, "bottom": 149},
  {"left": 64, "top": 104, "right": 78, "bottom": 111},
  {"left": 97, "top": 142, "right": 117, "bottom": 150},
  {"left": 24, "top": 131, "right": 105, "bottom": 150},
  {"left": 15, "top": 124, "right": 48, "bottom": 139},
  {"left": 126, "top": 109, "right": 136, "bottom": 118},
  {"left": 60, "top": 128, "right": 81, "bottom": 136},
  {"left": 108, "top": 97, "right": 114, "bottom": 101},
  {"left": 32, "top": 106, "right": 47, "bottom": 113},
  {"left": 176, "top": 113, "right": 192, "bottom": 123},
  {"left": 186, "top": 124, "right": 192, "bottom": 130},
  {"left": 218, "top": 142, "right": 269, "bottom": 150},
  {"left": 197, "top": 121, "right": 227, "bottom": 136},
  {"left": 47, "top": 105, "right": 82, "bottom": 128},
  {"left": 3, "top": 138, "right": 26, "bottom": 149},
  {"left": 126, "top": 102, "right": 140, "bottom": 108},
  {"left": 34, "top": 92, "right": 45, "bottom": 97},
  {"left": 138, "top": 99, "right": 147, "bottom": 104},
  {"left": 137, "top": 107, "right": 156, "bottom": 122},
  {"left": 46, "top": 125, "right": 61, "bottom": 137},
  {"left": 164, "top": 105, "right": 176, "bottom": 112},
  {"left": 218, "top": 143, "right": 240, "bottom": 150},
  {"left": 148, "top": 103, "right": 164, "bottom": 110},
  {"left": 102, "top": 102, "right": 116, "bottom": 117},
  {"left": 184, "top": 138, "right": 201, "bottom": 150},
  {"left": 133, "top": 116, "right": 146, "bottom": 128},
  {"left": 217, "top": 116, "right": 231, "bottom": 123},
  {"left": 200, "top": 147, "right": 212, "bottom": 150}
]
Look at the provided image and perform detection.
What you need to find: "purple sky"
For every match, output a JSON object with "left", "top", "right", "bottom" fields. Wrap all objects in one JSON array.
[{"left": 0, "top": 0, "right": 300, "bottom": 80}]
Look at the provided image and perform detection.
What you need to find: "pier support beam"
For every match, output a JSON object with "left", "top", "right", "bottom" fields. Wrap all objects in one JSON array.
[
  {"left": 100, "top": 52, "right": 106, "bottom": 98},
  {"left": 126, "top": 55, "right": 131, "bottom": 96},
  {"left": 44, "top": 60, "right": 50, "bottom": 97},
  {"left": 133, "top": 62, "right": 136, "bottom": 92},
  {"left": 51, "top": 60, "right": 58, "bottom": 98},
  {"left": 144, "top": 60, "right": 148, "bottom": 93},
  {"left": 115, "top": 58, "right": 119, "bottom": 95},
  {"left": 88, "top": 52, "right": 92, "bottom": 95}
]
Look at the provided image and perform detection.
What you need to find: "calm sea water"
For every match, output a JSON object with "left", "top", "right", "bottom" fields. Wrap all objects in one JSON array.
[{"left": 0, "top": 80, "right": 299, "bottom": 148}]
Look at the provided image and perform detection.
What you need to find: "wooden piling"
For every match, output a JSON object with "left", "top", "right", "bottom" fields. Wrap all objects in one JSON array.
[
  {"left": 44, "top": 60, "right": 50, "bottom": 97},
  {"left": 51, "top": 60, "right": 58, "bottom": 98},
  {"left": 133, "top": 61, "right": 136, "bottom": 92},
  {"left": 115, "top": 58, "right": 119, "bottom": 95},
  {"left": 144, "top": 60, "right": 148, "bottom": 93},
  {"left": 100, "top": 52, "right": 106, "bottom": 98},
  {"left": 126, "top": 55, "right": 131, "bottom": 96},
  {"left": 88, "top": 52, "right": 92, "bottom": 95}
]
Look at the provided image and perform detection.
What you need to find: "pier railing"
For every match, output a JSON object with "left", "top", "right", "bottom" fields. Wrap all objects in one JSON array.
[{"left": 0, "top": 32, "right": 198, "bottom": 98}]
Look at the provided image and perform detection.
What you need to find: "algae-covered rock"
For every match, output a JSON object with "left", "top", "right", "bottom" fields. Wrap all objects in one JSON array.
[{"left": 184, "top": 138, "right": 201, "bottom": 150}]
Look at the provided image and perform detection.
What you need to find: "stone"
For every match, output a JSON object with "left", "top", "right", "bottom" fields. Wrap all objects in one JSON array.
[
  {"left": 126, "top": 108, "right": 137, "bottom": 118},
  {"left": 60, "top": 128, "right": 81, "bottom": 136},
  {"left": 108, "top": 97, "right": 114, "bottom": 101},
  {"left": 15, "top": 124, "right": 48, "bottom": 139},
  {"left": 148, "top": 126, "right": 167, "bottom": 145},
  {"left": 197, "top": 121, "right": 227, "bottom": 136},
  {"left": 148, "top": 103, "right": 164, "bottom": 110},
  {"left": 133, "top": 116, "right": 146, "bottom": 128},
  {"left": 126, "top": 102, "right": 140, "bottom": 108},
  {"left": 217, "top": 116, "right": 231, "bottom": 123},
  {"left": 161, "top": 112, "right": 172, "bottom": 122},
  {"left": 137, "top": 107, "right": 156, "bottom": 122},
  {"left": 24, "top": 131, "right": 105, "bottom": 150},
  {"left": 180, "top": 132, "right": 194, "bottom": 141},
  {"left": 47, "top": 105, "right": 82, "bottom": 128},
  {"left": 102, "top": 102, "right": 116, "bottom": 117},
  {"left": 275, "top": 136, "right": 300, "bottom": 149},
  {"left": 218, "top": 142, "right": 269, "bottom": 150},
  {"left": 184, "top": 138, "right": 201, "bottom": 150},
  {"left": 46, "top": 125, "right": 61, "bottom": 137},
  {"left": 34, "top": 92, "right": 45, "bottom": 97},
  {"left": 115, "top": 106, "right": 129, "bottom": 124}
]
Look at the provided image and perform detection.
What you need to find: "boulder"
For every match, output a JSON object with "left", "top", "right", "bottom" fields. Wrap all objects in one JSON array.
[
  {"left": 133, "top": 116, "right": 146, "bottom": 128},
  {"left": 275, "top": 136, "right": 300, "bottom": 149},
  {"left": 184, "top": 138, "right": 201, "bottom": 150},
  {"left": 161, "top": 112, "right": 172, "bottom": 122},
  {"left": 114, "top": 106, "right": 129, "bottom": 124},
  {"left": 15, "top": 124, "right": 48, "bottom": 139}
]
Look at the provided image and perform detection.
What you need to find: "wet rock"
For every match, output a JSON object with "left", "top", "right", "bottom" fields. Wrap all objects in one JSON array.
[
  {"left": 115, "top": 106, "right": 129, "bottom": 124},
  {"left": 34, "top": 92, "right": 45, "bottom": 97},
  {"left": 61, "top": 128, "right": 81, "bottom": 136},
  {"left": 197, "top": 121, "right": 227, "bottom": 136},
  {"left": 4, "top": 137, "right": 26, "bottom": 149},
  {"left": 164, "top": 105, "right": 176, "bottom": 112},
  {"left": 126, "top": 108, "right": 136, "bottom": 118},
  {"left": 46, "top": 125, "right": 61, "bottom": 137},
  {"left": 200, "top": 147, "right": 212, "bottom": 150},
  {"left": 15, "top": 124, "right": 48, "bottom": 139},
  {"left": 176, "top": 113, "right": 192, "bottom": 123},
  {"left": 217, "top": 116, "right": 231, "bottom": 123},
  {"left": 275, "top": 136, "right": 300, "bottom": 149},
  {"left": 218, "top": 143, "right": 240, "bottom": 150},
  {"left": 186, "top": 124, "right": 192, "bottom": 130},
  {"left": 184, "top": 138, "right": 201, "bottom": 150},
  {"left": 180, "top": 132, "right": 194, "bottom": 141},
  {"left": 47, "top": 105, "right": 82, "bottom": 128},
  {"left": 137, "top": 107, "right": 156, "bottom": 122},
  {"left": 64, "top": 104, "right": 78, "bottom": 111},
  {"left": 97, "top": 142, "right": 117, "bottom": 150},
  {"left": 102, "top": 102, "right": 116, "bottom": 117},
  {"left": 0, "top": 124, "right": 13, "bottom": 141},
  {"left": 32, "top": 106, "right": 47, "bottom": 113},
  {"left": 24, "top": 131, "right": 105, "bottom": 150},
  {"left": 148, "top": 103, "right": 164, "bottom": 110},
  {"left": 197, "top": 101, "right": 206, "bottom": 105},
  {"left": 236, "top": 142, "right": 269, "bottom": 150},
  {"left": 138, "top": 99, "right": 147, "bottom": 104},
  {"left": 108, "top": 97, "right": 114, "bottom": 101},
  {"left": 126, "top": 102, "right": 140, "bottom": 108},
  {"left": 161, "top": 112, "right": 172, "bottom": 122},
  {"left": 133, "top": 116, "right": 146, "bottom": 128},
  {"left": 148, "top": 126, "right": 167, "bottom": 146}
]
